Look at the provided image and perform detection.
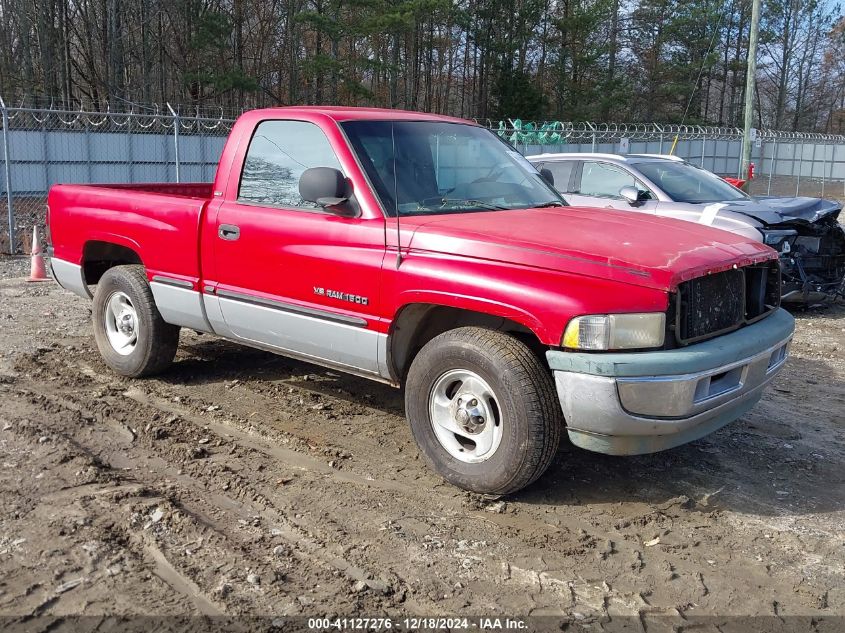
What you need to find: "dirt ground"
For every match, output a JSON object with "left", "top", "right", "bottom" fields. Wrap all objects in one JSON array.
[{"left": 0, "top": 255, "right": 844, "bottom": 631}]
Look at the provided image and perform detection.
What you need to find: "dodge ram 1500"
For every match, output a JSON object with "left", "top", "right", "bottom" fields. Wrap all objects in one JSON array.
[{"left": 47, "top": 107, "right": 795, "bottom": 494}]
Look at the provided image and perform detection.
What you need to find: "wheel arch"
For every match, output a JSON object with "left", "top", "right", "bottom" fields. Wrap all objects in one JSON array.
[
  {"left": 388, "top": 301, "right": 550, "bottom": 383},
  {"left": 82, "top": 239, "right": 144, "bottom": 286}
]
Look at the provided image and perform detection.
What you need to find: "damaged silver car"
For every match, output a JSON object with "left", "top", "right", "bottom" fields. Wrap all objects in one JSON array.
[{"left": 528, "top": 152, "right": 845, "bottom": 303}]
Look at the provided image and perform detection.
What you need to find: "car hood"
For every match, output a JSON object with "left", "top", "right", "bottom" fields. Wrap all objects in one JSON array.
[
  {"left": 714, "top": 197, "right": 841, "bottom": 226},
  {"left": 402, "top": 206, "right": 775, "bottom": 291}
]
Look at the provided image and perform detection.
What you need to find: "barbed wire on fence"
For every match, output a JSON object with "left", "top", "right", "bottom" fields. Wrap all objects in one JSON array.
[
  {"left": 1, "top": 105, "right": 236, "bottom": 134},
  {"left": 4, "top": 98, "right": 845, "bottom": 142},
  {"left": 4, "top": 99, "right": 845, "bottom": 142},
  {"left": 2, "top": 94, "right": 247, "bottom": 121},
  {"left": 481, "top": 119, "right": 845, "bottom": 144}
]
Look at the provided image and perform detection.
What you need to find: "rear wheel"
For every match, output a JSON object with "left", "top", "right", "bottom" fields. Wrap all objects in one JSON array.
[
  {"left": 405, "top": 327, "right": 561, "bottom": 495},
  {"left": 92, "top": 265, "right": 180, "bottom": 377}
]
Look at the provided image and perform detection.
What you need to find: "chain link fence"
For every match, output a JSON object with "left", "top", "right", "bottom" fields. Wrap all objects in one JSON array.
[
  {"left": 0, "top": 99, "right": 234, "bottom": 253},
  {"left": 2, "top": 102, "right": 845, "bottom": 253}
]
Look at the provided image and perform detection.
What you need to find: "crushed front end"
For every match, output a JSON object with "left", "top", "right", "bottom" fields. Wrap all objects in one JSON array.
[{"left": 761, "top": 213, "right": 845, "bottom": 303}]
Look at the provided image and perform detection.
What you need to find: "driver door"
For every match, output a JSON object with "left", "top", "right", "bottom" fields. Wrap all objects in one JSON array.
[{"left": 209, "top": 119, "right": 387, "bottom": 375}]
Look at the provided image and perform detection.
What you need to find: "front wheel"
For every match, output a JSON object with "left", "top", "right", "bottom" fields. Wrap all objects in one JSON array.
[
  {"left": 92, "top": 265, "right": 180, "bottom": 377},
  {"left": 405, "top": 327, "right": 562, "bottom": 495}
]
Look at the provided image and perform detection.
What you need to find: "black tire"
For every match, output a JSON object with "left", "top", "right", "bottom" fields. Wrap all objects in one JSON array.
[
  {"left": 405, "top": 327, "right": 562, "bottom": 495},
  {"left": 92, "top": 265, "right": 180, "bottom": 377}
]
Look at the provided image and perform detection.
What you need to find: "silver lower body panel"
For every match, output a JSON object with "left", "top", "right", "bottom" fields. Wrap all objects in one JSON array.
[
  {"left": 204, "top": 294, "right": 390, "bottom": 380},
  {"left": 50, "top": 258, "right": 92, "bottom": 299},
  {"left": 150, "top": 282, "right": 213, "bottom": 333},
  {"left": 46, "top": 262, "right": 393, "bottom": 383}
]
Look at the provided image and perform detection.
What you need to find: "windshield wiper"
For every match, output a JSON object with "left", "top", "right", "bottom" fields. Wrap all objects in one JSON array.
[{"left": 533, "top": 201, "right": 566, "bottom": 208}]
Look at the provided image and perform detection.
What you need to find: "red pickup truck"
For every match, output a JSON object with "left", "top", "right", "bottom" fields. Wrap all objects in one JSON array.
[{"left": 47, "top": 107, "right": 794, "bottom": 494}]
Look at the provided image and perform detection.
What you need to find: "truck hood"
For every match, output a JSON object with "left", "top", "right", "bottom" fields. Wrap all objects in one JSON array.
[
  {"left": 404, "top": 206, "right": 775, "bottom": 292},
  {"left": 715, "top": 197, "right": 841, "bottom": 226}
]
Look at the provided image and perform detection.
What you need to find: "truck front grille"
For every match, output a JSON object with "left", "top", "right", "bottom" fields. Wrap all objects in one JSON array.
[{"left": 674, "top": 261, "right": 780, "bottom": 345}]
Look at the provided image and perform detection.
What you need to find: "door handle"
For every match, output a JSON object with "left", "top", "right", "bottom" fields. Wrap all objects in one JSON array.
[{"left": 218, "top": 224, "right": 240, "bottom": 241}]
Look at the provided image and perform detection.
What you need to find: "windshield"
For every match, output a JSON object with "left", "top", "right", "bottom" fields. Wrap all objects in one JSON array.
[
  {"left": 341, "top": 120, "right": 565, "bottom": 217},
  {"left": 633, "top": 160, "right": 749, "bottom": 204}
]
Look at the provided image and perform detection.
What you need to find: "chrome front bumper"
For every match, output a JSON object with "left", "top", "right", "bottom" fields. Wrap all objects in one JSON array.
[{"left": 546, "top": 308, "right": 795, "bottom": 455}]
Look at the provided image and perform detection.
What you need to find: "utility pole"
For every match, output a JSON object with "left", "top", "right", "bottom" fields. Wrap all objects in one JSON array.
[{"left": 740, "top": 0, "right": 762, "bottom": 191}]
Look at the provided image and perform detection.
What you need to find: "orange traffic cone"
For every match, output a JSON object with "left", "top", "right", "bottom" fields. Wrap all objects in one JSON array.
[{"left": 27, "top": 226, "right": 49, "bottom": 282}]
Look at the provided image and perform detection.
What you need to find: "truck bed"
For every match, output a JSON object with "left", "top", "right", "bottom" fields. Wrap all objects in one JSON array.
[{"left": 47, "top": 182, "right": 213, "bottom": 283}]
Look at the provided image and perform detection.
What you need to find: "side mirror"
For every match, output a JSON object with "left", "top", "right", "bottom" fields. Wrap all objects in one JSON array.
[
  {"left": 299, "top": 167, "right": 354, "bottom": 215},
  {"left": 540, "top": 168, "right": 555, "bottom": 187},
  {"left": 620, "top": 185, "right": 646, "bottom": 206}
]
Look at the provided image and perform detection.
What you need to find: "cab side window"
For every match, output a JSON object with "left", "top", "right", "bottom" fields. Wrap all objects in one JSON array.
[
  {"left": 578, "top": 161, "right": 637, "bottom": 198},
  {"left": 238, "top": 120, "right": 343, "bottom": 209}
]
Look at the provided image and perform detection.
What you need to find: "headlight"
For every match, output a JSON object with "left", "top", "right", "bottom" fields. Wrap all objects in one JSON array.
[
  {"left": 562, "top": 313, "right": 666, "bottom": 350},
  {"left": 760, "top": 229, "right": 797, "bottom": 252}
]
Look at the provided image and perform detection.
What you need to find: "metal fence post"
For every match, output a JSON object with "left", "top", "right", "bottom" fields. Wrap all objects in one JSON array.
[
  {"left": 127, "top": 114, "right": 134, "bottom": 182},
  {"left": 767, "top": 136, "right": 777, "bottom": 195},
  {"left": 831, "top": 140, "right": 845, "bottom": 198},
  {"left": 0, "top": 97, "right": 14, "bottom": 254},
  {"left": 84, "top": 114, "right": 93, "bottom": 184},
  {"left": 821, "top": 143, "right": 828, "bottom": 197},
  {"left": 167, "top": 103, "right": 181, "bottom": 183},
  {"left": 41, "top": 108, "right": 49, "bottom": 195},
  {"left": 809, "top": 140, "right": 818, "bottom": 197},
  {"left": 795, "top": 140, "right": 804, "bottom": 197}
]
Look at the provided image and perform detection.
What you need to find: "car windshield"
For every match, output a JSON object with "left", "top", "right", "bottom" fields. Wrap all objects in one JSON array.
[
  {"left": 341, "top": 120, "right": 565, "bottom": 217},
  {"left": 633, "top": 160, "right": 749, "bottom": 204}
]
